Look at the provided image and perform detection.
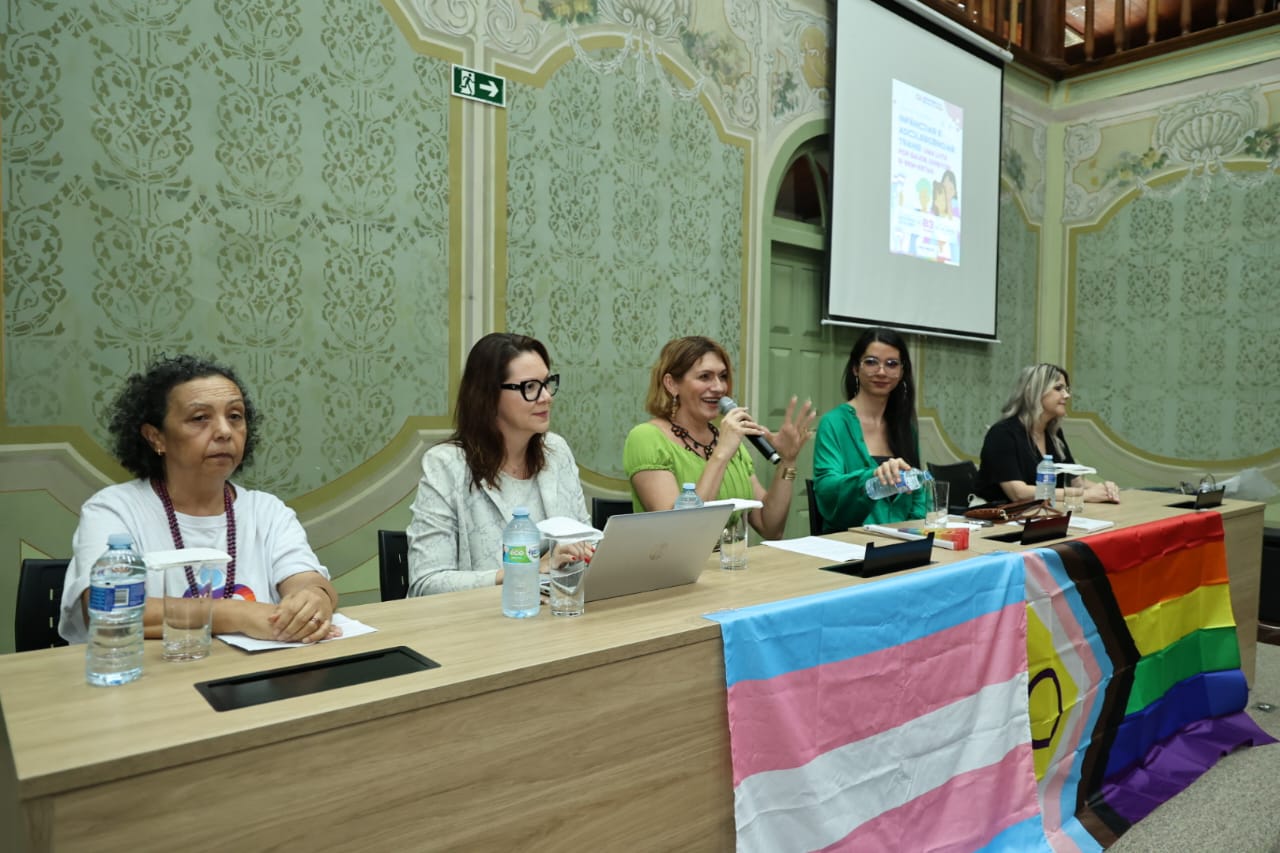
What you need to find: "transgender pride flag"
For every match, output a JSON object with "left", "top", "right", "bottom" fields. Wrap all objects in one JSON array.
[{"left": 708, "top": 553, "right": 1051, "bottom": 852}]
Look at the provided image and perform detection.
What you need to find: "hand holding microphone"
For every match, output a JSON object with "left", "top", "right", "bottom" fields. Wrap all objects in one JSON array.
[
  {"left": 716, "top": 396, "right": 779, "bottom": 463},
  {"left": 718, "top": 395, "right": 818, "bottom": 466}
]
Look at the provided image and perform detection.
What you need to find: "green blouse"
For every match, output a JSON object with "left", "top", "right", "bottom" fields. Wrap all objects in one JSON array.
[
  {"left": 622, "top": 422, "right": 756, "bottom": 512},
  {"left": 812, "top": 403, "right": 926, "bottom": 531}
]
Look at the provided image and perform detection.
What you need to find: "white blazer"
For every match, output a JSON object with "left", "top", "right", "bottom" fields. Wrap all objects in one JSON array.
[{"left": 406, "top": 433, "right": 590, "bottom": 595}]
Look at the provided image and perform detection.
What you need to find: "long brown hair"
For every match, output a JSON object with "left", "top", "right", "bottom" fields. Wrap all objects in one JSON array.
[
  {"left": 644, "top": 336, "right": 734, "bottom": 419},
  {"left": 450, "top": 333, "right": 552, "bottom": 491}
]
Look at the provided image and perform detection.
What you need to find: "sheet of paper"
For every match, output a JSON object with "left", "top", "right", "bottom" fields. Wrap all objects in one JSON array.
[
  {"left": 143, "top": 547, "right": 231, "bottom": 569},
  {"left": 537, "top": 516, "right": 602, "bottom": 540},
  {"left": 763, "top": 536, "right": 866, "bottom": 562},
  {"left": 1053, "top": 463, "right": 1097, "bottom": 476},
  {"left": 706, "top": 498, "right": 764, "bottom": 512},
  {"left": 217, "top": 612, "right": 377, "bottom": 652},
  {"left": 1068, "top": 516, "right": 1115, "bottom": 533}
]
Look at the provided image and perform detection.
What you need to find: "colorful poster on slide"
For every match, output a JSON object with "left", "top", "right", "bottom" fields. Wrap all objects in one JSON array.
[{"left": 889, "top": 79, "right": 963, "bottom": 266}]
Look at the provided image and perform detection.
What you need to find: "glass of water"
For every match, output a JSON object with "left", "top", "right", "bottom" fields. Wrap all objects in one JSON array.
[
  {"left": 548, "top": 537, "right": 594, "bottom": 616},
  {"left": 720, "top": 512, "right": 748, "bottom": 571},
  {"left": 925, "top": 480, "right": 950, "bottom": 528}
]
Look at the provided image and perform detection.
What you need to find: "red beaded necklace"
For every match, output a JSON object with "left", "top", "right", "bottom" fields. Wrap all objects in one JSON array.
[{"left": 152, "top": 479, "right": 237, "bottom": 597}]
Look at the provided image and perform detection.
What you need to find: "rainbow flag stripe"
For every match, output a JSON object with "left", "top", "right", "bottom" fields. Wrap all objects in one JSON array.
[{"left": 1028, "top": 511, "right": 1274, "bottom": 845}]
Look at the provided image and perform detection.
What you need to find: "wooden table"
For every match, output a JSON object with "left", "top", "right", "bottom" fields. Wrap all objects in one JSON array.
[{"left": 0, "top": 491, "right": 1262, "bottom": 852}]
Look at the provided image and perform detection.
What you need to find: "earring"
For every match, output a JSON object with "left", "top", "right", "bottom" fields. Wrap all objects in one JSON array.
[{"left": 670, "top": 394, "right": 679, "bottom": 416}]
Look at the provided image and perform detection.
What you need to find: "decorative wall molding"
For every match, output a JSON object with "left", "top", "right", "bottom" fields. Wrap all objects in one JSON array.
[
  {"left": 1063, "top": 79, "right": 1279, "bottom": 225},
  {"left": 1001, "top": 103, "right": 1048, "bottom": 224}
]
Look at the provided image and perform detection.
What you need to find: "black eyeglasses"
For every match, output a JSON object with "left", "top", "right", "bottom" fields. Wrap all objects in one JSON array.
[{"left": 500, "top": 374, "right": 560, "bottom": 402}]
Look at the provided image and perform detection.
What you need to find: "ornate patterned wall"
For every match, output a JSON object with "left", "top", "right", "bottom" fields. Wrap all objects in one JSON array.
[
  {"left": 504, "top": 49, "right": 746, "bottom": 479},
  {"left": 1065, "top": 78, "right": 1280, "bottom": 466},
  {"left": 2, "top": 0, "right": 453, "bottom": 496}
]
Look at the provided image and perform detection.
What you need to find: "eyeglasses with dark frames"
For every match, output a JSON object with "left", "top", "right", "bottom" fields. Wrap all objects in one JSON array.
[{"left": 500, "top": 374, "right": 560, "bottom": 402}]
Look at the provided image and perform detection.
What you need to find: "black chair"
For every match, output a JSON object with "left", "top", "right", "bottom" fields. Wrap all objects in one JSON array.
[
  {"left": 376, "top": 530, "right": 410, "bottom": 601},
  {"left": 591, "top": 497, "right": 633, "bottom": 532},
  {"left": 15, "top": 558, "right": 71, "bottom": 652},
  {"left": 1261, "top": 528, "right": 1280, "bottom": 636},
  {"left": 927, "top": 460, "right": 980, "bottom": 513},
  {"left": 805, "top": 479, "right": 829, "bottom": 537}
]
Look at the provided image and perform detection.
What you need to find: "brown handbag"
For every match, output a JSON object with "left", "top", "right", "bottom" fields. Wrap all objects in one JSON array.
[{"left": 964, "top": 498, "right": 1064, "bottom": 523}]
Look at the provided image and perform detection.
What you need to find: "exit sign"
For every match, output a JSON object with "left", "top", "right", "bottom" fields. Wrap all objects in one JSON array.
[{"left": 451, "top": 65, "right": 506, "bottom": 108}]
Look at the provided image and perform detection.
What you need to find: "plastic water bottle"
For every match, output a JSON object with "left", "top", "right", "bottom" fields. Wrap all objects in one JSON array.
[
  {"left": 865, "top": 469, "right": 934, "bottom": 500},
  {"left": 1036, "top": 455, "right": 1057, "bottom": 506},
  {"left": 86, "top": 533, "right": 147, "bottom": 686},
  {"left": 501, "top": 507, "right": 541, "bottom": 618},
  {"left": 673, "top": 483, "right": 704, "bottom": 509}
]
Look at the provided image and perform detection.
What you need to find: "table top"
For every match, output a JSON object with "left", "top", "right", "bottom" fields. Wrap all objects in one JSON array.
[{"left": 0, "top": 488, "right": 1261, "bottom": 801}]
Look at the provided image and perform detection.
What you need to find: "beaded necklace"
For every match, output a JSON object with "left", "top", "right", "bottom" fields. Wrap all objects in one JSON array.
[
  {"left": 152, "top": 478, "right": 237, "bottom": 597},
  {"left": 669, "top": 420, "right": 719, "bottom": 460}
]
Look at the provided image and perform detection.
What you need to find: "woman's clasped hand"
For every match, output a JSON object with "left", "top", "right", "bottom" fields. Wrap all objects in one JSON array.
[{"left": 268, "top": 585, "right": 339, "bottom": 643}]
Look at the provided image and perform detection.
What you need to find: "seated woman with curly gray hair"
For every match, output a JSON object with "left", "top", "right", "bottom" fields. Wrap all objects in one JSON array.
[{"left": 58, "top": 355, "right": 340, "bottom": 645}]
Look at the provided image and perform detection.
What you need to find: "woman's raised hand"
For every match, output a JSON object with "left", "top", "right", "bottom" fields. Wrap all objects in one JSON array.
[{"left": 767, "top": 397, "right": 817, "bottom": 463}]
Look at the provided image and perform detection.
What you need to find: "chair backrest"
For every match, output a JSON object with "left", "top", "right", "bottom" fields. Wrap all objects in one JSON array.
[
  {"left": 591, "top": 497, "right": 633, "bottom": 532},
  {"left": 805, "top": 479, "right": 827, "bottom": 537},
  {"left": 16, "top": 558, "right": 71, "bottom": 652},
  {"left": 376, "top": 530, "right": 410, "bottom": 601},
  {"left": 927, "top": 460, "right": 980, "bottom": 512}
]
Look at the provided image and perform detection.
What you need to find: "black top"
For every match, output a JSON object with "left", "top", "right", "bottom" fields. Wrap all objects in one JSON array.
[{"left": 975, "top": 415, "right": 1075, "bottom": 503}]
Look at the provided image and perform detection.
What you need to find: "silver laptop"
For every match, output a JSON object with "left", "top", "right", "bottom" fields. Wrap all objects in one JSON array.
[{"left": 584, "top": 503, "right": 734, "bottom": 602}]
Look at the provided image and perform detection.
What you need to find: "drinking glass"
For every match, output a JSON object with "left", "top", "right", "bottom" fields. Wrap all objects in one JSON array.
[
  {"left": 925, "top": 480, "right": 950, "bottom": 528},
  {"left": 720, "top": 513, "right": 748, "bottom": 571},
  {"left": 1063, "top": 483, "right": 1085, "bottom": 514},
  {"left": 548, "top": 537, "right": 594, "bottom": 617}
]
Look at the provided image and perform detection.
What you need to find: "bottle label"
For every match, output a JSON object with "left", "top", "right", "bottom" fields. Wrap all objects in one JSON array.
[
  {"left": 503, "top": 544, "right": 539, "bottom": 564},
  {"left": 88, "top": 580, "right": 145, "bottom": 613}
]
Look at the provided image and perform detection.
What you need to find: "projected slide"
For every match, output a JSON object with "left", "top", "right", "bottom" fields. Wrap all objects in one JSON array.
[{"left": 889, "top": 79, "right": 962, "bottom": 266}]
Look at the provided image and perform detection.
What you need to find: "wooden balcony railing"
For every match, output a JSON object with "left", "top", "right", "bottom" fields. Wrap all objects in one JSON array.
[{"left": 923, "top": 0, "right": 1280, "bottom": 78}]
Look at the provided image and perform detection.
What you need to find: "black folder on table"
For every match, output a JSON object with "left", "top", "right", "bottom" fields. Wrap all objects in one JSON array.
[
  {"left": 821, "top": 533, "right": 935, "bottom": 579},
  {"left": 986, "top": 512, "right": 1072, "bottom": 545},
  {"left": 1167, "top": 488, "right": 1225, "bottom": 511}
]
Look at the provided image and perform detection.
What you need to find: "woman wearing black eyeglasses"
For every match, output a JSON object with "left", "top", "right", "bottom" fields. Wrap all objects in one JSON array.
[
  {"left": 406, "top": 333, "right": 591, "bottom": 596},
  {"left": 812, "top": 327, "right": 926, "bottom": 531}
]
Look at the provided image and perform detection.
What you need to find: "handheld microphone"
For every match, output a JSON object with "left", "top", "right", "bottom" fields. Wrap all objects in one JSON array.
[{"left": 717, "top": 396, "right": 781, "bottom": 465}]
